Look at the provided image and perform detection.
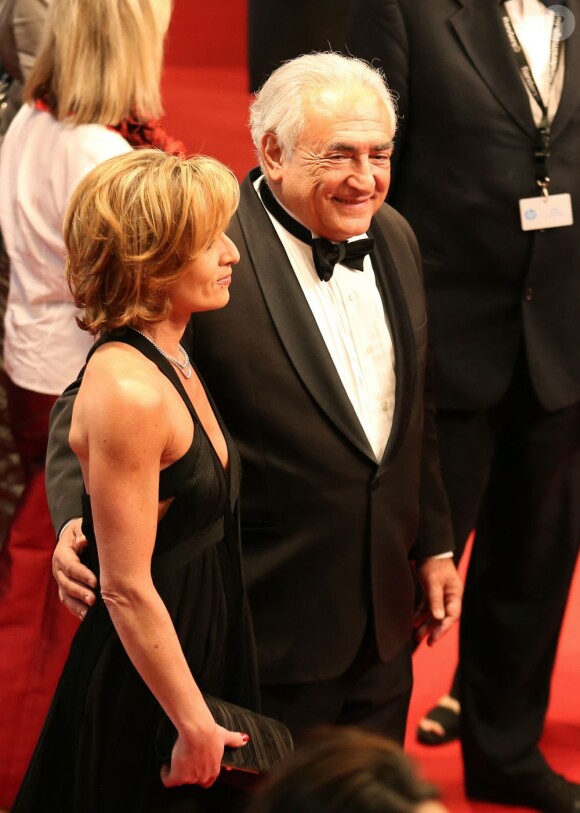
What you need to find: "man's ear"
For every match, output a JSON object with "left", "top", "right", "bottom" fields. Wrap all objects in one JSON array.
[{"left": 261, "top": 133, "right": 284, "bottom": 182}]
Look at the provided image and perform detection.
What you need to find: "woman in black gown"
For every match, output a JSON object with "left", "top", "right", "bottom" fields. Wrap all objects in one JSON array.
[{"left": 12, "top": 149, "right": 259, "bottom": 812}]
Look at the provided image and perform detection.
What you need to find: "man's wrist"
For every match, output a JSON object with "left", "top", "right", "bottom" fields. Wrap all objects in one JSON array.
[
  {"left": 419, "top": 551, "right": 454, "bottom": 561},
  {"left": 58, "top": 517, "right": 81, "bottom": 540}
]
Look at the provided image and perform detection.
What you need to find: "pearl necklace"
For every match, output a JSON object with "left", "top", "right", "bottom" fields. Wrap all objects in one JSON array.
[{"left": 132, "top": 328, "right": 193, "bottom": 379}]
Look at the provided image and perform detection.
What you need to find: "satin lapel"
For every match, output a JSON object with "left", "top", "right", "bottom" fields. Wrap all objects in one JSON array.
[
  {"left": 368, "top": 217, "right": 416, "bottom": 473},
  {"left": 551, "top": 0, "right": 580, "bottom": 140},
  {"left": 450, "top": 0, "right": 536, "bottom": 138},
  {"left": 237, "top": 172, "right": 375, "bottom": 460}
]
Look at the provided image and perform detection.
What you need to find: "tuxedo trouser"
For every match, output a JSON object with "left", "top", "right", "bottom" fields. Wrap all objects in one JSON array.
[
  {"left": 436, "top": 353, "right": 580, "bottom": 786},
  {"left": 259, "top": 621, "right": 413, "bottom": 745}
]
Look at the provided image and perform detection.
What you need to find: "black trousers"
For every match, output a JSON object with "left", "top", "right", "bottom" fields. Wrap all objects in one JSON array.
[
  {"left": 436, "top": 354, "right": 580, "bottom": 786},
  {"left": 259, "top": 621, "right": 413, "bottom": 746}
]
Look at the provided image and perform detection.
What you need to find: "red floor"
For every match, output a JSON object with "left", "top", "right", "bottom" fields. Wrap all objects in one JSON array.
[
  {"left": 161, "top": 64, "right": 255, "bottom": 181},
  {"left": 159, "top": 36, "right": 580, "bottom": 813},
  {"left": 407, "top": 541, "right": 580, "bottom": 813}
]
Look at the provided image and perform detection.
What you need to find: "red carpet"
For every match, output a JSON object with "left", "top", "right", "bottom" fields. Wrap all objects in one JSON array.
[
  {"left": 161, "top": 4, "right": 580, "bottom": 810},
  {"left": 161, "top": 64, "right": 255, "bottom": 180},
  {"left": 161, "top": 0, "right": 255, "bottom": 181},
  {"left": 0, "top": 471, "right": 79, "bottom": 808},
  {"left": 406, "top": 542, "right": 580, "bottom": 813}
]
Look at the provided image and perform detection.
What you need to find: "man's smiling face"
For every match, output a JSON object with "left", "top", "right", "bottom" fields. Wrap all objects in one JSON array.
[{"left": 264, "top": 87, "right": 394, "bottom": 242}]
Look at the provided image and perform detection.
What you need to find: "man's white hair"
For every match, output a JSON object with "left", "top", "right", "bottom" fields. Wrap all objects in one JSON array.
[{"left": 249, "top": 52, "right": 397, "bottom": 167}]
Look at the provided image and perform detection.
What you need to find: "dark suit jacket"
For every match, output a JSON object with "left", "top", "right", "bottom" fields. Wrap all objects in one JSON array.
[
  {"left": 46, "top": 170, "right": 453, "bottom": 685},
  {"left": 247, "top": 0, "right": 351, "bottom": 91},
  {"left": 347, "top": 0, "right": 580, "bottom": 412}
]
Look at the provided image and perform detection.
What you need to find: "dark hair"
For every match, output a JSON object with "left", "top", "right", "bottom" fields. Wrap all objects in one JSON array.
[{"left": 246, "top": 727, "right": 443, "bottom": 813}]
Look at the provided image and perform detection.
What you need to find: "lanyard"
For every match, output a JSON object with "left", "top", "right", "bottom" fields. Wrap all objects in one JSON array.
[{"left": 500, "top": 9, "right": 564, "bottom": 193}]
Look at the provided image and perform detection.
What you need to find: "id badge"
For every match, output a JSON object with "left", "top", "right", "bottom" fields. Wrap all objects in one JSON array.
[{"left": 519, "top": 193, "right": 573, "bottom": 231}]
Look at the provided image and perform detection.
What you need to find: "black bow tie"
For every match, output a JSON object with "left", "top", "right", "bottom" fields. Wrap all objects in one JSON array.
[
  {"left": 259, "top": 180, "right": 374, "bottom": 282},
  {"left": 310, "top": 238, "right": 374, "bottom": 281}
]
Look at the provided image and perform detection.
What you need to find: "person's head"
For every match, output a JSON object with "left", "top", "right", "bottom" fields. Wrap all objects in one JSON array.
[
  {"left": 64, "top": 149, "right": 240, "bottom": 335},
  {"left": 24, "top": 0, "right": 172, "bottom": 124},
  {"left": 246, "top": 727, "right": 448, "bottom": 813},
  {"left": 249, "top": 52, "right": 397, "bottom": 242}
]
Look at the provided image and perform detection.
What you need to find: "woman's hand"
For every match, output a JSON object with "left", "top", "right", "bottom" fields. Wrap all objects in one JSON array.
[{"left": 160, "top": 723, "right": 249, "bottom": 788}]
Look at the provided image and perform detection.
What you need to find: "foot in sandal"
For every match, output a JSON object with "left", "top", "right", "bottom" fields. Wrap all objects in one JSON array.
[{"left": 416, "top": 694, "right": 460, "bottom": 746}]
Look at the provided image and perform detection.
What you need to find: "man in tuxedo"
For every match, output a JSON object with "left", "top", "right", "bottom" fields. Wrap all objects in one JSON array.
[
  {"left": 47, "top": 52, "right": 461, "bottom": 743},
  {"left": 347, "top": 1, "right": 580, "bottom": 810}
]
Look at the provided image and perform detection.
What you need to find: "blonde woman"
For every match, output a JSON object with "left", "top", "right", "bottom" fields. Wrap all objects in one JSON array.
[
  {"left": 13, "top": 150, "right": 258, "bottom": 812},
  {"left": 0, "top": 1, "right": 181, "bottom": 806}
]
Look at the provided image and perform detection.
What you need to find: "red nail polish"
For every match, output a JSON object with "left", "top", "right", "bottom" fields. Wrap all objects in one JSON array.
[{"left": 242, "top": 734, "right": 250, "bottom": 743}]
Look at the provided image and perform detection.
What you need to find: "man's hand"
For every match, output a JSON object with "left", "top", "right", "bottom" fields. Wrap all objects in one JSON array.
[
  {"left": 52, "top": 518, "right": 98, "bottom": 620},
  {"left": 414, "top": 557, "right": 462, "bottom": 646}
]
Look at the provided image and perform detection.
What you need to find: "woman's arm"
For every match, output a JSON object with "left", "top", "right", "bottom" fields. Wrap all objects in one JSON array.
[{"left": 80, "top": 366, "right": 246, "bottom": 787}]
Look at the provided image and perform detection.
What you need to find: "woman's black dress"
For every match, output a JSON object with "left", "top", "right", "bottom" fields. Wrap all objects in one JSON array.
[{"left": 12, "top": 329, "right": 259, "bottom": 812}]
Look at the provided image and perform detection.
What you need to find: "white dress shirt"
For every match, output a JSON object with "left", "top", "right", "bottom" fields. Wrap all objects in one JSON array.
[
  {"left": 504, "top": 0, "right": 565, "bottom": 124},
  {"left": 255, "top": 177, "right": 396, "bottom": 462}
]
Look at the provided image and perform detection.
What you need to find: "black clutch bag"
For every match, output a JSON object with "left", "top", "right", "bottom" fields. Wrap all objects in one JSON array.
[
  {"left": 204, "top": 695, "right": 293, "bottom": 774},
  {"left": 156, "top": 695, "right": 293, "bottom": 777}
]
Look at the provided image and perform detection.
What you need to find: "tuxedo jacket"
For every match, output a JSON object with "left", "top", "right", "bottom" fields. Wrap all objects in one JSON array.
[
  {"left": 247, "top": 0, "right": 350, "bottom": 91},
  {"left": 347, "top": 0, "right": 580, "bottom": 412},
  {"left": 46, "top": 171, "right": 453, "bottom": 685}
]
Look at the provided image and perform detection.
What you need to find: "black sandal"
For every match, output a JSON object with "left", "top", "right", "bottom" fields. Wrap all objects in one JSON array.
[{"left": 416, "top": 703, "right": 460, "bottom": 746}]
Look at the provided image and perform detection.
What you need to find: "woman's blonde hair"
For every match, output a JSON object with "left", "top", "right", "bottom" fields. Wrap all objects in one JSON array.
[
  {"left": 24, "top": 0, "right": 172, "bottom": 124},
  {"left": 64, "top": 149, "right": 239, "bottom": 334}
]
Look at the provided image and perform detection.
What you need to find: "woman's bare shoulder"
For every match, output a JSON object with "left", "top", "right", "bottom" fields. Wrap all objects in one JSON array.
[{"left": 77, "top": 342, "right": 168, "bottom": 439}]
